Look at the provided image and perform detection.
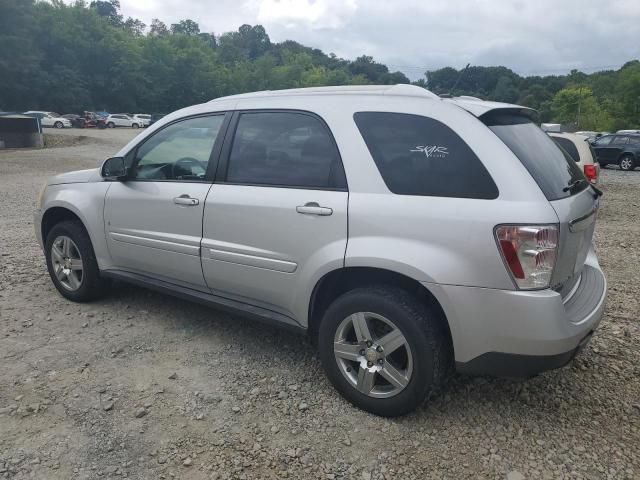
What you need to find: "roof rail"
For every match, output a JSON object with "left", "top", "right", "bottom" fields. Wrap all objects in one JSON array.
[{"left": 209, "top": 84, "right": 439, "bottom": 102}]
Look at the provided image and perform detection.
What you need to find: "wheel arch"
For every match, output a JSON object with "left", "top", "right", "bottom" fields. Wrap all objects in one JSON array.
[
  {"left": 308, "top": 267, "right": 454, "bottom": 357},
  {"left": 41, "top": 206, "right": 87, "bottom": 244}
]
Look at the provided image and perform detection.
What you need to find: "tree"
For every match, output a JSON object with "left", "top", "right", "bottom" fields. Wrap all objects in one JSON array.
[
  {"left": 89, "top": 0, "right": 122, "bottom": 25},
  {"left": 551, "top": 86, "right": 614, "bottom": 130},
  {"left": 124, "top": 17, "right": 145, "bottom": 36},
  {"left": 170, "top": 19, "right": 200, "bottom": 36},
  {"left": 149, "top": 18, "right": 168, "bottom": 36}
]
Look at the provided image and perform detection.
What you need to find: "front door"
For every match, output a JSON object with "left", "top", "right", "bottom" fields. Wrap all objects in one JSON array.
[
  {"left": 202, "top": 111, "right": 348, "bottom": 320},
  {"left": 104, "top": 114, "right": 227, "bottom": 289},
  {"left": 593, "top": 135, "right": 617, "bottom": 164}
]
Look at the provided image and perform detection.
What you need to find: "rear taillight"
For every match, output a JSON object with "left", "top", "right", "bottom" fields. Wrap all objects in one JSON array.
[
  {"left": 584, "top": 164, "right": 597, "bottom": 184},
  {"left": 495, "top": 225, "right": 559, "bottom": 290}
]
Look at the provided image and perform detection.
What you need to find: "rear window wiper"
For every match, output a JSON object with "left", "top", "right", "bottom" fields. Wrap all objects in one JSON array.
[{"left": 562, "top": 178, "right": 587, "bottom": 192}]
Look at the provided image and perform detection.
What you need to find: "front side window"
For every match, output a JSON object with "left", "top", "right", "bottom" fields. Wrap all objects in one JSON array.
[
  {"left": 354, "top": 112, "right": 498, "bottom": 199},
  {"left": 594, "top": 136, "right": 612, "bottom": 146},
  {"left": 130, "top": 115, "right": 224, "bottom": 181},
  {"left": 226, "top": 112, "right": 344, "bottom": 189}
]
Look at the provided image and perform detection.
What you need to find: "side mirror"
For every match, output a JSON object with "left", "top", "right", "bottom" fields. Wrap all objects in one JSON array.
[{"left": 101, "top": 156, "right": 128, "bottom": 180}]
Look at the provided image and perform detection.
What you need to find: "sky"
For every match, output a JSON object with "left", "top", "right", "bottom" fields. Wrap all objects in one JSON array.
[{"left": 109, "top": 0, "right": 640, "bottom": 79}]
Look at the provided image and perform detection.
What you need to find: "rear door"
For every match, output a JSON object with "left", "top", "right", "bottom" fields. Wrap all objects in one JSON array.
[
  {"left": 202, "top": 110, "right": 348, "bottom": 319},
  {"left": 484, "top": 112, "right": 599, "bottom": 293},
  {"left": 104, "top": 113, "right": 229, "bottom": 289}
]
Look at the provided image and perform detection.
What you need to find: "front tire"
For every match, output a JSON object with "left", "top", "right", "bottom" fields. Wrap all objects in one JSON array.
[
  {"left": 619, "top": 155, "right": 636, "bottom": 171},
  {"left": 54, "top": 121, "right": 63, "bottom": 129},
  {"left": 318, "top": 286, "right": 451, "bottom": 417},
  {"left": 45, "top": 221, "right": 107, "bottom": 302},
  {"left": 132, "top": 123, "right": 139, "bottom": 129}
]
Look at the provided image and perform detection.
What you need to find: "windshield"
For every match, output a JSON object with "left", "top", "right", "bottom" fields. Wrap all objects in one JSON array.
[{"left": 483, "top": 112, "right": 587, "bottom": 200}]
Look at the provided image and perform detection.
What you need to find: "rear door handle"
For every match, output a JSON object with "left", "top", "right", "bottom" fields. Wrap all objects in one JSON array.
[
  {"left": 296, "top": 202, "right": 333, "bottom": 216},
  {"left": 173, "top": 194, "right": 199, "bottom": 206}
]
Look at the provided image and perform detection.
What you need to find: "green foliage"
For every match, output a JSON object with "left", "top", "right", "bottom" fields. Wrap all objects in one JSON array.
[
  {"left": 0, "top": 0, "right": 638, "bottom": 129},
  {"left": 424, "top": 64, "right": 640, "bottom": 128},
  {"left": 0, "top": 2, "right": 409, "bottom": 113}
]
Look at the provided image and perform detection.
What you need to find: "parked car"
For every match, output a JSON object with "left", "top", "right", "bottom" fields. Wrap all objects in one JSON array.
[
  {"left": 106, "top": 114, "right": 140, "bottom": 128},
  {"left": 35, "top": 85, "right": 606, "bottom": 417},
  {"left": 62, "top": 114, "right": 86, "bottom": 128},
  {"left": 549, "top": 132, "right": 600, "bottom": 183},
  {"left": 149, "top": 113, "right": 166, "bottom": 126},
  {"left": 616, "top": 129, "right": 640, "bottom": 135},
  {"left": 132, "top": 114, "right": 151, "bottom": 127},
  {"left": 592, "top": 133, "right": 640, "bottom": 171},
  {"left": 23, "top": 111, "right": 71, "bottom": 128}
]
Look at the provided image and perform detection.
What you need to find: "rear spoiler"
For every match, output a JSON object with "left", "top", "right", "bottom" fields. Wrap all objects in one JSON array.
[{"left": 444, "top": 97, "right": 538, "bottom": 122}]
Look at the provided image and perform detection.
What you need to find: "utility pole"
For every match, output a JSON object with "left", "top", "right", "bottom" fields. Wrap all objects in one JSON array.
[
  {"left": 451, "top": 63, "right": 470, "bottom": 95},
  {"left": 577, "top": 86, "right": 582, "bottom": 129}
]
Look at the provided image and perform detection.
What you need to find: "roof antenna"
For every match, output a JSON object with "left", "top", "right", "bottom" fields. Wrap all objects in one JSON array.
[{"left": 451, "top": 63, "right": 471, "bottom": 95}]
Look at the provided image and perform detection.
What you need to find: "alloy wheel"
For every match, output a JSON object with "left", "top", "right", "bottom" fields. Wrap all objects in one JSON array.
[
  {"left": 333, "top": 312, "right": 413, "bottom": 398},
  {"left": 620, "top": 157, "right": 633, "bottom": 171},
  {"left": 51, "top": 235, "right": 84, "bottom": 291}
]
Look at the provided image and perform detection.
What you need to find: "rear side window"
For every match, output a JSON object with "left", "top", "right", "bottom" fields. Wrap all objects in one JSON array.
[
  {"left": 612, "top": 136, "right": 629, "bottom": 145},
  {"left": 353, "top": 112, "right": 498, "bottom": 199},
  {"left": 226, "top": 112, "right": 345, "bottom": 189},
  {"left": 483, "top": 112, "right": 587, "bottom": 200},
  {"left": 552, "top": 136, "right": 580, "bottom": 162}
]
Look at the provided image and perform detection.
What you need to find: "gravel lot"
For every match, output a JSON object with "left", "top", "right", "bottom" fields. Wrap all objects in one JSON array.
[{"left": 1, "top": 128, "right": 639, "bottom": 480}]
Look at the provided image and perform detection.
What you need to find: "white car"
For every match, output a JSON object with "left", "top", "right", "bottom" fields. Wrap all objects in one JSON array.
[
  {"left": 549, "top": 132, "right": 600, "bottom": 184},
  {"left": 132, "top": 114, "right": 151, "bottom": 127},
  {"left": 106, "top": 114, "right": 141, "bottom": 129},
  {"left": 23, "top": 111, "right": 72, "bottom": 129}
]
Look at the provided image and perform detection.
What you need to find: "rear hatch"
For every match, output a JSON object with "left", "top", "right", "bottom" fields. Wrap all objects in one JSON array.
[{"left": 481, "top": 110, "right": 600, "bottom": 295}]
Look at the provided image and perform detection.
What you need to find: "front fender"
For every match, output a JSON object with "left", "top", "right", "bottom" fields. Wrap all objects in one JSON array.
[{"left": 40, "top": 182, "right": 113, "bottom": 270}]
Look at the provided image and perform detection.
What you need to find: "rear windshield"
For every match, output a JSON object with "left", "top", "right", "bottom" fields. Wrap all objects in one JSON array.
[
  {"left": 552, "top": 136, "right": 579, "bottom": 162},
  {"left": 483, "top": 112, "right": 588, "bottom": 200}
]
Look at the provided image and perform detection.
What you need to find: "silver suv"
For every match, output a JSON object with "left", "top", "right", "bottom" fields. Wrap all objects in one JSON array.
[{"left": 35, "top": 85, "right": 607, "bottom": 416}]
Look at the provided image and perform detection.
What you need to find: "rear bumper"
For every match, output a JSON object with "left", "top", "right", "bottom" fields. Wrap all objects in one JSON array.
[
  {"left": 456, "top": 330, "right": 594, "bottom": 377},
  {"left": 425, "top": 246, "right": 606, "bottom": 377}
]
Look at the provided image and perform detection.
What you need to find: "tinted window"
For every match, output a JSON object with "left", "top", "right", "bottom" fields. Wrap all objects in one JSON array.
[
  {"left": 594, "top": 136, "right": 612, "bottom": 146},
  {"left": 353, "top": 112, "right": 498, "bottom": 199},
  {"left": 484, "top": 112, "right": 587, "bottom": 200},
  {"left": 226, "top": 112, "right": 344, "bottom": 189},
  {"left": 552, "top": 136, "right": 580, "bottom": 162},
  {"left": 131, "top": 115, "right": 224, "bottom": 181},
  {"left": 629, "top": 136, "right": 640, "bottom": 144},
  {"left": 612, "top": 136, "right": 629, "bottom": 145}
]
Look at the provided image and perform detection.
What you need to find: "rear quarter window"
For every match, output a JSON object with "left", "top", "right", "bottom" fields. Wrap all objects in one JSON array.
[
  {"left": 353, "top": 112, "right": 498, "bottom": 199},
  {"left": 552, "top": 136, "right": 580, "bottom": 162}
]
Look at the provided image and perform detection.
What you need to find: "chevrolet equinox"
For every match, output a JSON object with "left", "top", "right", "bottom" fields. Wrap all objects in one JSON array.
[{"left": 35, "top": 85, "right": 607, "bottom": 416}]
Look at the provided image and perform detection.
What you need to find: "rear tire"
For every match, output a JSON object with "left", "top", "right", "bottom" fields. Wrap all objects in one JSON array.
[
  {"left": 107, "top": 122, "right": 115, "bottom": 128},
  {"left": 619, "top": 155, "right": 635, "bottom": 171},
  {"left": 318, "top": 286, "right": 451, "bottom": 417},
  {"left": 45, "top": 221, "right": 107, "bottom": 302}
]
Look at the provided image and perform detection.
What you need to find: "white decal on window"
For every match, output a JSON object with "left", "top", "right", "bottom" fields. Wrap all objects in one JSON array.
[{"left": 410, "top": 145, "right": 449, "bottom": 158}]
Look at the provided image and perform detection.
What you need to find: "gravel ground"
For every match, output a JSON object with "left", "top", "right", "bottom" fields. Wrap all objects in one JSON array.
[{"left": 1, "top": 129, "right": 639, "bottom": 480}]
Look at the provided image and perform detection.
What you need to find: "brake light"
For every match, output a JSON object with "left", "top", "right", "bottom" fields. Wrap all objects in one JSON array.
[
  {"left": 584, "top": 164, "right": 597, "bottom": 184},
  {"left": 495, "top": 225, "right": 559, "bottom": 289}
]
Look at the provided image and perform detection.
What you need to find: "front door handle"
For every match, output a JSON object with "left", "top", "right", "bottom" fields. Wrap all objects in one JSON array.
[
  {"left": 296, "top": 202, "right": 333, "bottom": 216},
  {"left": 173, "top": 194, "right": 199, "bottom": 206}
]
